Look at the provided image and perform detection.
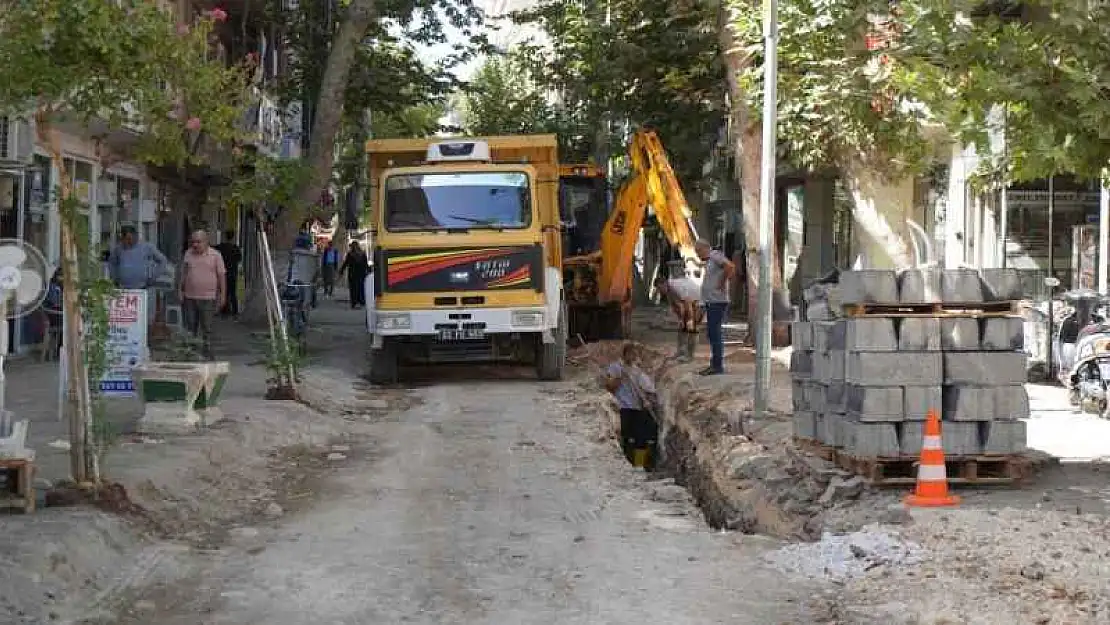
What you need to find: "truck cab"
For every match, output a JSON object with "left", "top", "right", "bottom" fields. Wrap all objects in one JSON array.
[{"left": 365, "top": 136, "right": 567, "bottom": 383}]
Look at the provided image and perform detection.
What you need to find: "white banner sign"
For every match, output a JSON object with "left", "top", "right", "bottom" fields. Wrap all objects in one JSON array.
[{"left": 99, "top": 289, "right": 148, "bottom": 397}]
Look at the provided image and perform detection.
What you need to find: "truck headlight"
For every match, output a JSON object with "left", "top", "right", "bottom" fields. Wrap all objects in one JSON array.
[
  {"left": 376, "top": 312, "right": 411, "bottom": 330},
  {"left": 511, "top": 311, "right": 544, "bottom": 328}
]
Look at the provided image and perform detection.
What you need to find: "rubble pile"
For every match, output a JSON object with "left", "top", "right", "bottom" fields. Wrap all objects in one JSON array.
[{"left": 791, "top": 268, "right": 1029, "bottom": 458}]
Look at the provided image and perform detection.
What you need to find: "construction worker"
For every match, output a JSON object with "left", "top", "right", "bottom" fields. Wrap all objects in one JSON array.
[
  {"left": 655, "top": 273, "right": 702, "bottom": 362},
  {"left": 604, "top": 342, "right": 659, "bottom": 469}
]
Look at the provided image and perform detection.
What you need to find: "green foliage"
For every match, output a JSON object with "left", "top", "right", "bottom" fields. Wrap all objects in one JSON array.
[
  {"left": 508, "top": 0, "right": 726, "bottom": 183},
  {"left": 458, "top": 55, "right": 557, "bottom": 136},
  {"left": 0, "top": 0, "right": 249, "bottom": 168},
  {"left": 225, "top": 153, "right": 313, "bottom": 218},
  {"left": 265, "top": 332, "right": 304, "bottom": 394},
  {"left": 888, "top": 0, "right": 1110, "bottom": 183}
]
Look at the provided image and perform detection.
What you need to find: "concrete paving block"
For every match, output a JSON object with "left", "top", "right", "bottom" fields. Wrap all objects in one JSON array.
[
  {"left": 792, "top": 321, "right": 814, "bottom": 351},
  {"left": 843, "top": 318, "right": 897, "bottom": 352},
  {"left": 791, "top": 380, "right": 806, "bottom": 411},
  {"left": 981, "top": 317, "right": 1024, "bottom": 351},
  {"left": 845, "top": 385, "right": 904, "bottom": 421},
  {"left": 847, "top": 352, "right": 943, "bottom": 386},
  {"left": 980, "top": 268, "right": 1023, "bottom": 302},
  {"left": 819, "top": 412, "right": 840, "bottom": 446},
  {"left": 943, "top": 352, "right": 1027, "bottom": 385},
  {"left": 835, "top": 413, "right": 856, "bottom": 448},
  {"left": 827, "top": 381, "right": 846, "bottom": 412},
  {"left": 828, "top": 321, "right": 846, "bottom": 351},
  {"left": 793, "top": 411, "right": 818, "bottom": 440},
  {"left": 942, "top": 385, "right": 994, "bottom": 421},
  {"left": 790, "top": 350, "right": 814, "bottom": 379},
  {"left": 839, "top": 270, "right": 900, "bottom": 305},
  {"left": 813, "top": 352, "right": 831, "bottom": 383},
  {"left": 941, "top": 268, "right": 985, "bottom": 304},
  {"left": 994, "top": 385, "right": 1030, "bottom": 420},
  {"left": 980, "top": 420, "right": 1027, "bottom": 455},
  {"left": 904, "top": 386, "right": 942, "bottom": 420},
  {"left": 812, "top": 321, "right": 836, "bottom": 353},
  {"left": 898, "top": 268, "right": 942, "bottom": 303},
  {"left": 846, "top": 422, "right": 901, "bottom": 457},
  {"left": 940, "top": 318, "right": 981, "bottom": 351},
  {"left": 827, "top": 349, "right": 847, "bottom": 382},
  {"left": 897, "top": 317, "right": 941, "bottom": 351},
  {"left": 806, "top": 301, "right": 835, "bottom": 321},
  {"left": 804, "top": 383, "right": 827, "bottom": 414},
  {"left": 900, "top": 421, "right": 981, "bottom": 457}
]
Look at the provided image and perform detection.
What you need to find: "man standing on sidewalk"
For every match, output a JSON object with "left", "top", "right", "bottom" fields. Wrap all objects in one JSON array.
[
  {"left": 320, "top": 239, "right": 341, "bottom": 298},
  {"left": 696, "top": 239, "right": 736, "bottom": 376},
  {"left": 109, "top": 225, "right": 168, "bottom": 290},
  {"left": 180, "top": 229, "right": 226, "bottom": 359},
  {"left": 214, "top": 230, "right": 241, "bottom": 318}
]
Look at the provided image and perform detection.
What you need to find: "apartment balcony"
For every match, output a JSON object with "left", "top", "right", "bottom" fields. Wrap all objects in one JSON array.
[{"left": 239, "top": 87, "right": 302, "bottom": 160}]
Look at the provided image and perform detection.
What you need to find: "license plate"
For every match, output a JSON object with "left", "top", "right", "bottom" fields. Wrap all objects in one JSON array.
[{"left": 437, "top": 328, "right": 485, "bottom": 341}]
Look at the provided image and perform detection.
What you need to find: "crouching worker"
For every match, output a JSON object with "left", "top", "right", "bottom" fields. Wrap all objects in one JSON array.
[
  {"left": 655, "top": 274, "right": 703, "bottom": 362},
  {"left": 604, "top": 343, "right": 660, "bottom": 470}
]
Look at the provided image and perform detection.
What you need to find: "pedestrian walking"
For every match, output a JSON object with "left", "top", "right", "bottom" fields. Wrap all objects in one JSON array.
[
  {"left": 179, "top": 229, "right": 226, "bottom": 359},
  {"left": 604, "top": 342, "right": 660, "bottom": 470},
  {"left": 654, "top": 273, "right": 703, "bottom": 362},
  {"left": 320, "top": 239, "right": 341, "bottom": 298},
  {"left": 108, "top": 225, "right": 168, "bottom": 289},
  {"left": 339, "top": 241, "right": 370, "bottom": 309},
  {"left": 214, "top": 230, "right": 242, "bottom": 318},
  {"left": 695, "top": 239, "right": 736, "bottom": 376}
]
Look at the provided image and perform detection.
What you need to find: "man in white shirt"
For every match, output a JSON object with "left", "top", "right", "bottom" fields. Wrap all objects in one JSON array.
[{"left": 655, "top": 273, "right": 703, "bottom": 362}]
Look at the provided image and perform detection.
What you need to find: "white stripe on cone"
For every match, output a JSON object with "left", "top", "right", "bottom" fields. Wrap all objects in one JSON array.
[
  {"left": 917, "top": 463, "right": 948, "bottom": 481},
  {"left": 922, "top": 435, "right": 942, "bottom": 448}
]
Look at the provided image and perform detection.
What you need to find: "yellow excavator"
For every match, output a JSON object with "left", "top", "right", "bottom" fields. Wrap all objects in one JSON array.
[{"left": 562, "top": 128, "right": 700, "bottom": 340}]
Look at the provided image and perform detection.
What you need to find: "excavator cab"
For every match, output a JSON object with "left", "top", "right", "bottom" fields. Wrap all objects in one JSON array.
[{"left": 559, "top": 164, "right": 609, "bottom": 256}]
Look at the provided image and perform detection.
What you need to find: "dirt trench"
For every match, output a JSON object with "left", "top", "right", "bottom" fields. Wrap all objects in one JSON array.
[{"left": 571, "top": 340, "right": 868, "bottom": 542}]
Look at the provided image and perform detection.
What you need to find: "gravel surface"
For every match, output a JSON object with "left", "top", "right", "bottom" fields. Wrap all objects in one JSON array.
[
  {"left": 828, "top": 507, "right": 1110, "bottom": 625},
  {"left": 763, "top": 524, "right": 923, "bottom": 582}
]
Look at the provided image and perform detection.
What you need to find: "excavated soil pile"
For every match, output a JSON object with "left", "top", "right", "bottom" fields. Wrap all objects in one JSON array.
[{"left": 566, "top": 340, "right": 871, "bottom": 540}]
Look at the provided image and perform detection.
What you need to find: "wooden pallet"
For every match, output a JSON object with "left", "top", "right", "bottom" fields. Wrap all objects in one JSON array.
[
  {"left": 0, "top": 458, "right": 35, "bottom": 513},
  {"left": 834, "top": 452, "right": 1033, "bottom": 487},
  {"left": 842, "top": 301, "right": 1020, "bottom": 318}
]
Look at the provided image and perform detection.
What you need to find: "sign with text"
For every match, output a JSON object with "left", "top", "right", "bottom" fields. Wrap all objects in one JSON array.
[{"left": 100, "top": 289, "right": 148, "bottom": 397}]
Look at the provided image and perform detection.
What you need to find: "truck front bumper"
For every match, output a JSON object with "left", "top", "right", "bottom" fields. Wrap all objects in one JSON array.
[{"left": 371, "top": 307, "right": 552, "bottom": 348}]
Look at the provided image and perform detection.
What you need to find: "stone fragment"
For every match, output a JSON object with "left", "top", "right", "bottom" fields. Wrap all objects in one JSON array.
[{"left": 818, "top": 475, "right": 867, "bottom": 505}]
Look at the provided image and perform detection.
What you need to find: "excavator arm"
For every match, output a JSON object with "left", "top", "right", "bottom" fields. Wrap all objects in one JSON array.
[{"left": 597, "top": 129, "right": 699, "bottom": 304}]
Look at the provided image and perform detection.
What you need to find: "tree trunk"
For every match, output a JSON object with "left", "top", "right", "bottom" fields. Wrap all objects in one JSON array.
[
  {"left": 718, "top": 5, "right": 791, "bottom": 346},
  {"left": 284, "top": 0, "right": 377, "bottom": 250},
  {"left": 38, "top": 116, "right": 92, "bottom": 484}
]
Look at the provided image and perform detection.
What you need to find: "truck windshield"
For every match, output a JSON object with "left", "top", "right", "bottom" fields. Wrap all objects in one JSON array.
[{"left": 384, "top": 171, "right": 532, "bottom": 231}]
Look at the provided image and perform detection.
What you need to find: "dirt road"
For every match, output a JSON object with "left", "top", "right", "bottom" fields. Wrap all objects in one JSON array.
[{"left": 116, "top": 367, "right": 818, "bottom": 624}]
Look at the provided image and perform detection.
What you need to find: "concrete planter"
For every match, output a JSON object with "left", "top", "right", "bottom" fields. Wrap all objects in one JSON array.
[
  {"left": 132, "top": 363, "right": 209, "bottom": 434},
  {"left": 196, "top": 361, "right": 231, "bottom": 426}
]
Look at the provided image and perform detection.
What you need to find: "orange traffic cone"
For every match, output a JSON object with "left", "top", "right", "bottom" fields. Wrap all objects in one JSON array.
[{"left": 904, "top": 409, "right": 960, "bottom": 507}]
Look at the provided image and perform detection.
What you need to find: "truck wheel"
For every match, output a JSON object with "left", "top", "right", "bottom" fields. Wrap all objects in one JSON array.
[
  {"left": 369, "top": 339, "right": 399, "bottom": 385},
  {"left": 537, "top": 302, "right": 568, "bottom": 381}
]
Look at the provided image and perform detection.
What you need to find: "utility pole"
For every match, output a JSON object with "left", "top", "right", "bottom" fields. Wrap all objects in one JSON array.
[
  {"left": 1099, "top": 173, "right": 1108, "bottom": 294},
  {"left": 753, "top": 0, "right": 779, "bottom": 418}
]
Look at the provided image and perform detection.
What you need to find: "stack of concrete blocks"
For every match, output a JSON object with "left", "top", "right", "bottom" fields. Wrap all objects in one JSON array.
[{"left": 790, "top": 268, "right": 1029, "bottom": 459}]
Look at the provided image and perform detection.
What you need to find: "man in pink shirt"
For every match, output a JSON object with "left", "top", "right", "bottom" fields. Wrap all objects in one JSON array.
[{"left": 179, "top": 229, "right": 226, "bottom": 359}]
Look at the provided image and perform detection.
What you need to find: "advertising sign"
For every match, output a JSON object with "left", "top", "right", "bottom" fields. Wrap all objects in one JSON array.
[{"left": 99, "top": 289, "right": 148, "bottom": 397}]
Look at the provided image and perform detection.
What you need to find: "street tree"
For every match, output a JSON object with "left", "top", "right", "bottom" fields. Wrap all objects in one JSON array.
[
  {"left": 0, "top": 0, "right": 248, "bottom": 483},
  {"left": 458, "top": 55, "right": 557, "bottom": 136}
]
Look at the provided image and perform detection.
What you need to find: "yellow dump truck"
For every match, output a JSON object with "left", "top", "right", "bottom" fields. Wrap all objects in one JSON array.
[{"left": 365, "top": 135, "right": 566, "bottom": 383}]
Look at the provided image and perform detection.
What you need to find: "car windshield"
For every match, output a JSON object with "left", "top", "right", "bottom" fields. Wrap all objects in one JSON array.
[{"left": 384, "top": 171, "right": 532, "bottom": 231}]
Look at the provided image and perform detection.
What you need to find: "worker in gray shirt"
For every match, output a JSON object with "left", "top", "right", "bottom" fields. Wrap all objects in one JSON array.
[
  {"left": 695, "top": 239, "right": 737, "bottom": 376},
  {"left": 109, "top": 225, "right": 168, "bottom": 289}
]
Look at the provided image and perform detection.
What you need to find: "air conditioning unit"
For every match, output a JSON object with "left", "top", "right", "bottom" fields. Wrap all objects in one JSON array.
[
  {"left": 426, "top": 141, "right": 491, "bottom": 163},
  {"left": 0, "top": 116, "right": 34, "bottom": 166}
]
